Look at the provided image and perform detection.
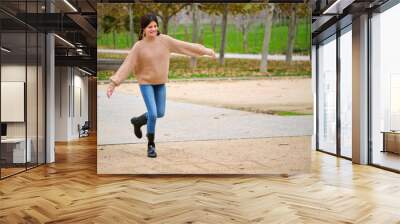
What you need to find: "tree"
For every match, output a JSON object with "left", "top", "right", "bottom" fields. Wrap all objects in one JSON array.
[
  {"left": 98, "top": 4, "right": 127, "bottom": 48},
  {"left": 260, "top": 4, "right": 274, "bottom": 73},
  {"left": 199, "top": 3, "right": 258, "bottom": 65},
  {"left": 277, "top": 3, "right": 309, "bottom": 63},
  {"left": 128, "top": 4, "right": 136, "bottom": 44},
  {"left": 138, "top": 3, "right": 189, "bottom": 34},
  {"left": 210, "top": 14, "right": 217, "bottom": 50},
  {"left": 191, "top": 3, "right": 200, "bottom": 68},
  {"left": 220, "top": 3, "right": 228, "bottom": 65},
  {"left": 101, "top": 15, "right": 118, "bottom": 49},
  {"left": 233, "top": 4, "right": 265, "bottom": 53}
]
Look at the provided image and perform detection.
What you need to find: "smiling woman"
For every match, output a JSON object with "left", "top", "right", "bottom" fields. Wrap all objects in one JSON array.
[
  {"left": 106, "top": 13, "right": 216, "bottom": 158},
  {"left": 138, "top": 14, "right": 161, "bottom": 40}
]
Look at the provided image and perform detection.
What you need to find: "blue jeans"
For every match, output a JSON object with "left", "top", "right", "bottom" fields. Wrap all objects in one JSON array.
[{"left": 139, "top": 84, "right": 166, "bottom": 134}]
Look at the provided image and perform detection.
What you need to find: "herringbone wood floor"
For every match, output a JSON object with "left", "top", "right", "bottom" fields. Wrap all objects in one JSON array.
[{"left": 1, "top": 135, "right": 400, "bottom": 223}]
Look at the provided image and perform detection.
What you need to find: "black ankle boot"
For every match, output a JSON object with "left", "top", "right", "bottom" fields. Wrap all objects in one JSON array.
[
  {"left": 130, "top": 113, "right": 147, "bottom": 139},
  {"left": 146, "top": 133, "right": 157, "bottom": 158}
]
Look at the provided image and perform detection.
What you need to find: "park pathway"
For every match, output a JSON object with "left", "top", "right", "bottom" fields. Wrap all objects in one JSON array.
[{"left": 98, "top": 90, "right": 313, "bottom": 145}]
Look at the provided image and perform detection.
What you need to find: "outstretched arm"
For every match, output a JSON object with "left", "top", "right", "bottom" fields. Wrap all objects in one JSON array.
[
  {"left": 109, "top": 43, "right": 138, "bottom": 87},
  {"left": 107, "top": 43, "right": 138, "bottom": 98},
  {"left": 163, "top": 34, "right": 215, "bottom": 58}
]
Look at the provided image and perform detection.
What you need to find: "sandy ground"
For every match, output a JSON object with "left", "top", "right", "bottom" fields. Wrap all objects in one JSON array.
[
  {"left": 98, "top": 78, "right": 313, "bottom": 114},
  {"left": 97, "top": 78, "right": 312, "bottom": 174},
  {"left": 97, "top": 136, "right": 311, "bottom": 175}
]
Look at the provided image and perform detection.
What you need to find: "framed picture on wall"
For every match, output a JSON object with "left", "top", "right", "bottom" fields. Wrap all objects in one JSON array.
[{"left": 1, "top": 81, "right": 25, "bottom": 122}]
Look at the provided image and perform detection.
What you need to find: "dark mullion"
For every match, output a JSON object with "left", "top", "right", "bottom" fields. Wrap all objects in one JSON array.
[
  {"left": 25, "top": 0, "right": 28, "bottom": 171},
  {"left": 370, "top": 164, "right": 400, "bottom": 174},
  {"left": 367, "top": 11, "right": 373, "bottom": 166},
  {"left": 73, "top": 68, "right": 75, "bottom": 118},
  {"left": 44, "top": 32, "right": 47, "bottom": 164},
  {"left": 69, "top": 70, "right": 71, "bottom": 118},
  {"left": 316, "top": 44, "right": 320, "bottom": 151},
  {"left": 336, "top": 25, "right": 341, "bottom": 157},
  {"left": 60, "top": 67, "right": 62, "bottom": 117},
  {"left": 317, "top": 149, "right": 352, "bottom": 161},
  {"left": 43, "top": 0, "right": 48, "bottom": 165},
  {"left": 36, "top": 0, "right": 39, "bottom": 168},
  {"left": 0, "top": 24, "right": 2, "bottom": 179}
]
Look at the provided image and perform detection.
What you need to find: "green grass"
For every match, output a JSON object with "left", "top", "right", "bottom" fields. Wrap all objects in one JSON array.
[
  {"left": 97, "top": 22, "right": 311, "bottom": 55},
  {"left": 275, "top": 111, "right": 312, "bottom": 116},
  {"left": 97, "top": 57, "right": 311, "bottom": 80}
]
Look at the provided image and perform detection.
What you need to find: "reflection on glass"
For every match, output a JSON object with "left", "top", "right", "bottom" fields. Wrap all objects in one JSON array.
[
  {"left": 318, "top": 36, "right": 337, "bottom": 154},
  {"left": 0, "top": 0, "right": 47, "bottom": 179},
  {"left": 1, "top": 31, "right": 27, "bottom": 177},
  {"left": 390, "top": 74, "right": 400, "bottom": 131},
  {"left": 27, "top": 31, "right": 38, "bottom": 169},
  {"left": 340, "top": 28, "right": 352, "bottom": 158},
  {"left": 371, "top": 4, "right": 400, "bottom": 171},
  {"left": 38, "top": 32, "right": 46, "bottom": 165}
]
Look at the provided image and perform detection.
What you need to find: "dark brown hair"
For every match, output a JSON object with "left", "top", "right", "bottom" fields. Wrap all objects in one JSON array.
[{"left": 138, "top": 13, "right": 161, "bottom": 40}]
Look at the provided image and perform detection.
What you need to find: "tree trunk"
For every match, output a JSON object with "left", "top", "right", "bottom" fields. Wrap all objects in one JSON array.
[
  {"left": 200, "top": 28, "right": 204, "bottom": 44},
  {"left": 128, "top": 4, "right": 136, "bottom": 44},
  {"left": 286, "top": 7, "right": 298, "bottom": 63},
  {"left": 219, "top": 4, "right": 228, "bottom": 65},
  {"left": 191, "top": 3, "right": 199, "bottom": 69},
  {"left": 211, "top": 15, "right": 217, "bottom": 50},
  {"left": 260, "top": 5, "right": 274, "bottom": 73},
  {"left": 98, "top": 18, "right": 102, "bottom": 37},
  {"left": 184, "top": 24, "right": 189, "bottom": 41},
  {"left": 112, "top": 30, "right": 116, "bottom": 49},
  {"left": 243, "top": 22, "right": 249, "bottom": 52},
  {"left": 162, "top": 16, "right": 169, "bottom": 34},
  {"left": 173, "top": 16, "right": 178, "bottom": 34}
]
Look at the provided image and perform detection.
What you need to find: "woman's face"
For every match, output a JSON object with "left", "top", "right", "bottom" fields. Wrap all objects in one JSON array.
[{"left": 144, "top": 21, "right": 158, "bottom": 38}]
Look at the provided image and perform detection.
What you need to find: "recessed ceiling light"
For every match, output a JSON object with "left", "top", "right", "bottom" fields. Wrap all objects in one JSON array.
[
  {"left": 54, "top": 34, "right": 75, "bottom": 48},
  {"left": 323, "top": 0, "right": 355, "bottom": 15},
  {"left": 63, "top": 0, "right": 78, "bottom": 12},
  {"left": 78, "top": 67, "right": 92, "bottom": 76},
  {"left": 1, "top": 47, "right": 11, "bottom": 53}
]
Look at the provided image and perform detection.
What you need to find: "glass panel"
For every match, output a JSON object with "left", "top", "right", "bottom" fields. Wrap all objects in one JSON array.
[
  {"left": 318, "top": 36, "right": 337, "bottom": 154},
  {"left": 27, "top": 31, "right": 38, "bottom": 169},
  {"left": 38, "top": 32, "right": 45, "bottom": 165},
  {"left": 0, "top": 0, "right": 46, "bottom": 178},
  {"left": 1, "top": 20, "right": 27, "bottom": 177},
  {"left": 340, "top": 28, "right": 352, "bottom": 158},
  {"left": 371, "top": 4, "right": 400, "bottom": 171},
  {"left": 26, "top": 0, "right": 38, "bottom": 169}
]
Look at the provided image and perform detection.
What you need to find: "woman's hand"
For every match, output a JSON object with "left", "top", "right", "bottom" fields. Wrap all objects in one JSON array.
[
  {"left": 107, "top": 82, "right": 116, "bottom": 98},
  {"left": 208, "top": 48, "right": 217, "bottom": 59}
]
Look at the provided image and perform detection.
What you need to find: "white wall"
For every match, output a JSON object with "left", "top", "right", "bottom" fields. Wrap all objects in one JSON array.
[
  {"left": 1, "top": 63, "right": 46, "bottom": 164},
  {"left": 1, "top": 65, "right": 25, "bottom": 127},
  {"left": 55, "top": 66, "right": 70, "bottom": 141},
  {"left": 1, "top": 65, "right": 29, "bottom": 138},
  {"left": 54, "top": 67, "right": 89, "bottom": 141},
  {"left": 71, "top": 71, "right": 89, "bottom": 139}
]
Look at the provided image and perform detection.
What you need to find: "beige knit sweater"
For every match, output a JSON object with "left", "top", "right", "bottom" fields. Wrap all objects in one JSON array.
[{"left": 109, "top": 34, "right": 212, "bottom": 85}]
